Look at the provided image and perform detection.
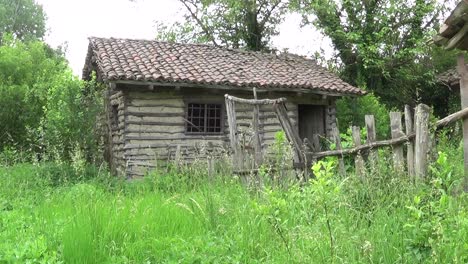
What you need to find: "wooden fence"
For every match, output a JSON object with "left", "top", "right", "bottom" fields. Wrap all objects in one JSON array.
[
  {"left": 225, "top": 91, "right": 468, "bottom": 180},
  {"left": 308, "top": 104, "right": 468, "bottom": 178}
]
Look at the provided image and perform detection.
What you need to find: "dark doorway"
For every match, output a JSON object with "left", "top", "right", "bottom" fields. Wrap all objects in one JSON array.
[{"left": 298, "top": 105, "right": 326, "bottom": 143}]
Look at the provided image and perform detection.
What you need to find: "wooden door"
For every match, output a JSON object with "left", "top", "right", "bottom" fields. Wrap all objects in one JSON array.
[{"left": 298, "top": 105, "right": 326, "bottom": 143}]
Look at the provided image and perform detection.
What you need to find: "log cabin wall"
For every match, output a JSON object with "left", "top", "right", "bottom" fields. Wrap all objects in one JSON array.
[
  {"left": 117, "top": 85, "right": 337, "bottom": 177},
  {"left": 107, "top": 90, "right": 127, "bottom": 175}
]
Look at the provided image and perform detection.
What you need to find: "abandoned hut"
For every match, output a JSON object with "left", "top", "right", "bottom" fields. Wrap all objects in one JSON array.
[{"left": 82, "top": 37, "right": 364, "bottom": 177}]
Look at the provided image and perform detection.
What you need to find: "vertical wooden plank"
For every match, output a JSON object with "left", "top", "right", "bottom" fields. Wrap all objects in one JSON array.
[
  {"left": 224, "top": 95, "right": 241, "bottom": 169},
  {"left": 332, "top": 125, "right": 346, "bottom": 176},
  {"left": 365, "top": 115, "right": 377, "bottom": 171},
  {"left": 390, "top": 112, "right": 404, "bottom": 173},
  {"left": 457, "top": 54, "right": 468, "bottom": 191},
  {"left": 312, "top": 134, "right": 321, "bottom": 152},
  {"left": 414, "top": 104, "right": 431, "bottom": 179},
  {"left": 352, "top": 126, "right": 365, "bottom": 178},
  {"left": 405, "top": 105, "right": 415, "bottom": 178},
  {"left": 175, "top": 145, "right": 181, "bottom": 168},
  {"left": 207, "top": 156, "right": 214, "bottom": 180},
  {"left": 252, "top": 87, "right": 263, "bottom": 169}
]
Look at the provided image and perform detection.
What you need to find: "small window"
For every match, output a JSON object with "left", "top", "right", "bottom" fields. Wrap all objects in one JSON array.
[
  {"left": 112, "top": 104, "right": 119, "bottom": 129},
  {"left": 186, "top": 103, "right": 222, "bottom": 134}
]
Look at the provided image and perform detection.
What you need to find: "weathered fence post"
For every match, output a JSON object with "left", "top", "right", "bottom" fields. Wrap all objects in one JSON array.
[
  {"left": 312, "top": 134, "right": 321, "bottom": 152},
  {"left": 332, "top": 125, "right": 346, "bottom": 176},
  {"left": 390, "top": 112, "right": 404, "bottom": 173},
  {"left": 175, "top": 145, "right": 182, "bottom": 169},
  {"left": 457, "top": 54, "right": 468, "bottom": 191},
  {"left": 365, "top": 115, "right": 377, "bottom": 171},
  {"left": 414, "top": 104, "right": 431, "bottom": 178},
  {"left": 225, "top": 95, "right": 242, "bottom": 170},
  {"left": 207, "top": 156, "right": 214, "bottom": 180},
  {"left": 274, "top": 102, "right": 305, "bottom": 169},
  {"left": 252, "top": 87, "right": 263, "bottom": 169},
  {"left": 405, "top": 105, "right": 415, "bottom": 178},
  {"left": 352, "top": 126, "right": 365, "bottom": 177}
]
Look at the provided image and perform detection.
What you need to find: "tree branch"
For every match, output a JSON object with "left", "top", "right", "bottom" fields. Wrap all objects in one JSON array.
[{"left": 178, "top": 0, "right": 220, "bottom": 47}]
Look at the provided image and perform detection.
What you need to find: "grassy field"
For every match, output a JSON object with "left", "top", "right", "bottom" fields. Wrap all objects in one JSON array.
[{"left": 0, "top": 147, "right": 467, "bottom": 263}]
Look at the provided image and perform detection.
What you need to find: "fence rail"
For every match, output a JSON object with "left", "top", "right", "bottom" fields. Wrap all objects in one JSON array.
[{"left": 311, "top": 106, "right": 468, "bottom": 159}]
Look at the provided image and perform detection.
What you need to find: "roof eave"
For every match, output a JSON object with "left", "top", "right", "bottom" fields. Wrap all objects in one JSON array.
[{"left": 110, "top": 79, "right": 365, "bottom": 97}]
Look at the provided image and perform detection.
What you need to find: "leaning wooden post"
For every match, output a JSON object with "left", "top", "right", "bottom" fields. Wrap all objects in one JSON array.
[
  {"left": 390, "top": 112, "right": 404, "bottom": 173},
  {"left": 414, "top": 104, "right": 431, "bottom": 179},
  {"left": 405, "top": 105, "right": 415, "bottom": 178},
  {"left": 457, "top": 54, "right": 468, "bottom": 191},
  {"left": 365, "top": 115, "right": 377, "bottom": 171},
  {"left": 352, "top": 126, "right": 365, "bottom": 178},
  {"left": 273, "top": 102, "right": 304, "bottom": 169},
  {"left": 332, "top": 125, "right": 346, "bottom": 176},
  {"left": 252, "top": 87, "right": 263, "bottom": 169}
]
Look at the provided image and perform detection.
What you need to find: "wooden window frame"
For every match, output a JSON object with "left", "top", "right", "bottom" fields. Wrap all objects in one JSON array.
[{"left": 184, "top": 100, "right": 225, "bottom": 135}]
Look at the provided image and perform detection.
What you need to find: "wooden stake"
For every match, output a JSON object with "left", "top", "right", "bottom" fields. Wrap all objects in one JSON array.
[
  {"left": 390, "top": 112, "right": 404, "bottom": 173},
  {"left": 405, "top": 105, "right": 415, "bottom": 178},
  {"left": 332, "top": 125, "right": 346, "bottom": 176},
  {"left": 252, "top": 87, "right": 263, "bottom": 169},
  {"left": 365, "top": 115, "right": 377, "bottom": 171},
  {"left": 352, "top": 126, "right": 365, "bottom": 178},
  {"left": 225, "top": 95, "right": 242, "bottom": 169},
  {"left": 414, "top": 104, "right": 431, "bottom": 179},
  {"left": 175, "top": 145, "right": 181, "bottom": 168},
  {"left": 457, "top": 54, "right": 468, "bottom": 191}
]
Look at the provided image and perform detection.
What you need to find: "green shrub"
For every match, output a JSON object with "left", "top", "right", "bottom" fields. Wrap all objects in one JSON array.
[{"left": 336, "top": 93, "right": 391, "bottom": 139}]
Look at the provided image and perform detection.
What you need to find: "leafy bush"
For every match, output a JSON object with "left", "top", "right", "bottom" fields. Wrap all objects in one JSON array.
[
  {"left": 0, "top": 35, "right": 104, "bottom": 164},
  {"left": 336, "top": 93, "right": 391, "bottom": 139}
]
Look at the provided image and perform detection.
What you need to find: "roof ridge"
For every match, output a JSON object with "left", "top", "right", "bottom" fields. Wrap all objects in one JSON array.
[{"left": 87, "top": 36, "right": 317, "bottom": 63}]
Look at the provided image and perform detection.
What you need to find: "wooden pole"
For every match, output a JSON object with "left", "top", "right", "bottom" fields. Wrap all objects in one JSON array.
[
  {"left": 252, "top": 88, "right": 263, "bottom": 169},
  {"left": 273, "top": 102, "right": 304, "bottom": 166},
  {"left": 405, "top": 105, "right": 415, "bottom": 178},
  {"left": 365, "top": 115, "right": 377, "bottom": 171},
  {"left": 414, "top": 104, "right": 431, "bottom": 179},
  {"left": 352, "top": 126, "right": 365, "bottom": 178},
  {"left": 332, "top": 125, "right": 346, "bottom": 176},
  {"left": 457, "top": 54, "right": 468, "bottom": 191},
  {"left": 390, "top": 112, "right": 404, "bottom": 173},
  {"left": 225, "top": 95, "right": 242, "bottom": 169}
]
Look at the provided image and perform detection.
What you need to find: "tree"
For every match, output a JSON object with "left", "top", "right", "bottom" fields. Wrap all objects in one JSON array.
[
  {"left": 0, "top": 0, "right": 47, "bottom": 42},
  {"left": 0, "top": 35, "right": 103, "bottom": 161},
  {"left": 153, "top": 0, "right": 289, "bottom": 51},
  {"left": 291, "top": 0, "right": 454, "bottom": 109}
]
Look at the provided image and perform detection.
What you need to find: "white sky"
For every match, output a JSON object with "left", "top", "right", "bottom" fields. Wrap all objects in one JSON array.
[{"left": 36, "top": 0, "right": 334, "bottom": 77}]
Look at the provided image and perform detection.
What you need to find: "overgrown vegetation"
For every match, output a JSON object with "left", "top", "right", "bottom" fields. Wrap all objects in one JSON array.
[
  {"left": 0, "top": 34, "right": 104, "bottom": 163},
  {"left": 0, "top": 133, "right": 466, "bottom": 262},
  {"left": 1, "top": 0, "right": 467, "bottom": 262}
]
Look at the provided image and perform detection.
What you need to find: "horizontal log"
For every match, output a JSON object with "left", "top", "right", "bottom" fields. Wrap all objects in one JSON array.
[
  {"left": 125, "top": 112, "right": 185, "bottom": 118},
  {"left": 225, "top": 94, "right": 287, "bottom": 105},
  {"left": 126, "top": 121, "right": 184, "bottom": 126},
  {"left": 435, "top": 106, "right": 468, "bottom": 128},
  {"left": 126, "top": 105, "right": 185, "bottom": 112},
  {"left": 126, "top": 135, "right": 227, "bottom": 141},
  {"left": 311, "top": 134, "right": 414, "bottom": 159}
]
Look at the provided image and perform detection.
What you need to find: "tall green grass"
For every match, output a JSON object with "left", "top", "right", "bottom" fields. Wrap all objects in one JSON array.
[{"left": 0, "top": 139, "right": 467, "bottom": 263}]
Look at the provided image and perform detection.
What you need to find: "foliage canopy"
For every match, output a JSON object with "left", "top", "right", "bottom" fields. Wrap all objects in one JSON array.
[
  {"left": 0, "top": 0, "right": 47, "bottom": 42},
  {"left": 154, "top": 0, "right": 289, "bottom": 51}
]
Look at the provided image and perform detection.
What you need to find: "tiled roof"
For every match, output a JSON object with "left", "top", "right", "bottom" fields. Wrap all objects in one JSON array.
[{"left": 83, "top": 37, "right": 364, "bottom": 95}]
